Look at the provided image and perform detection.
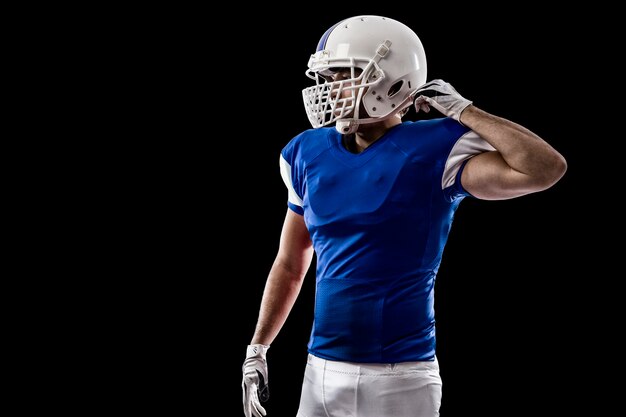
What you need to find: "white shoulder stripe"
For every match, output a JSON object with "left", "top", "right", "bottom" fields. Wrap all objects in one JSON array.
[
  {"left": 442, "top": 130, "right": 495, "bottom": 190},
  {"left": 279, "top": 155, "right": 303, "bottom": 207}
]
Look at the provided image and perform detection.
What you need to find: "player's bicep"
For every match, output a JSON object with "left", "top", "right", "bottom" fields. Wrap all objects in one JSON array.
[
  {"left": 276, "top": 209, "right": 313, "bottom": 276},
  {"left": 461, "top": 151, "right": 536, "bottom": 200}
]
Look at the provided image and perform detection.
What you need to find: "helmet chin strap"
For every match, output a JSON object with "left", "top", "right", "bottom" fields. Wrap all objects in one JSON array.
[
  {"left": 335, "top": 119, "right": 360, "bottom": 135},
  {"left": 334, "top": 93, "right": 416, "bottom": 135}
]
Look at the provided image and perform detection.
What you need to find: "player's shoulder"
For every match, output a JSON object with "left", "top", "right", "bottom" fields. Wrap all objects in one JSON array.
[
  {"left": 392, "top": 118, "right": 471, "bottom": 156},
  {"left": 282, "top": 127, "right": 333, "bottom": 161},
  {"left": 398, "top": 118, "right": 469, "bottom": 139}
]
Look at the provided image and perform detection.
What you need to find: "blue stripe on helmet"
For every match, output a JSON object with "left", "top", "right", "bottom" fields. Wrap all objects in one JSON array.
[{"left": 316, "top": 21, "right": 342, "bottom": 52}]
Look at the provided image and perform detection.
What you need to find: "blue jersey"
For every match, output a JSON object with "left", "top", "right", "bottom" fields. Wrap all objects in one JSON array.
[{"left": 279, "top": 118, "right": 493, "bottom": 363}]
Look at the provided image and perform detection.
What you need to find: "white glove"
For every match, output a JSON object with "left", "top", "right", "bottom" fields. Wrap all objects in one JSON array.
[
  {"left": 414, "top": 79, "right": 473, "bottom": 123},
  {"left": 242, "top": 344, "right": 270, "bottom": 417}
]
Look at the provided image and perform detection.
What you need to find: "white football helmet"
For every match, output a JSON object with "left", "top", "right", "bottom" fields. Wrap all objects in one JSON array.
[{"left": 303, "top": 15, "right": 427, "bottom": 134}]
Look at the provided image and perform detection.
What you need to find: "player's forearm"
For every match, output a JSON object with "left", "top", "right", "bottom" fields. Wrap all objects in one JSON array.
[
  {"left": 250, "top": 260, "right": 307, "bottom": 346},
  {"left": 460, "top": 105, "right": 567, "bottom": 186}
]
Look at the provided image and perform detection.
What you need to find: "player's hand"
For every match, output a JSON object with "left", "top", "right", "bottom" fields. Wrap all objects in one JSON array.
[
  {"left": 242, "top": 344, "right": 270, "bottom": 417},
  {"left": 414, "top": 79, "right": 473, "bottom": 123}
]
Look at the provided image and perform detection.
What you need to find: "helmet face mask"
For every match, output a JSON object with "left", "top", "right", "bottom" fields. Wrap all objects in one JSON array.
[
  {"left": 303, "top": 57, "right": 383, "bottom": 127},
  {"left": 302, "top": 16, "right": 427, "bottom": 134}
]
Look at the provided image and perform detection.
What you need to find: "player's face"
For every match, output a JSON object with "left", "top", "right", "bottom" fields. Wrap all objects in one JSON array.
[{"left": 323, "top": 67, "right": 364, "bottom": 118}]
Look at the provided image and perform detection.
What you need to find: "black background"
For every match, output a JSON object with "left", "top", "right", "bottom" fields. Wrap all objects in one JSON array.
[{"left": 137, "top": 6, "right": 605, "bottom": 417}]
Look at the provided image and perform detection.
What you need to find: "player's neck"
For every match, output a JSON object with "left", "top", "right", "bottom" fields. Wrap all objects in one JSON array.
[{"left": 349, "top": 118, "right": 402, "bottom": 153}]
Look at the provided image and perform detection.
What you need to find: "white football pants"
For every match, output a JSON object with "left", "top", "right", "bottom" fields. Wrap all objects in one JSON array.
[{"left": 297, "top": 353, "right": 442, "bottom": 417}]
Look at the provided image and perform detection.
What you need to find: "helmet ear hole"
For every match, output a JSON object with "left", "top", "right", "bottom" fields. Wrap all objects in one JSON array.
[{"left": 387, "top": 80, "right": 404, "bottom": 98}]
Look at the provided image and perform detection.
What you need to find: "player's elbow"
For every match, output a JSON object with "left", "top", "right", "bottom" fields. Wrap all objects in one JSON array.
[
  {"left": 533, "top": 152, "right": 567, "bottom": 191},
  {"left": 274, "top": 247, "right": 313, "bottom": 283}
]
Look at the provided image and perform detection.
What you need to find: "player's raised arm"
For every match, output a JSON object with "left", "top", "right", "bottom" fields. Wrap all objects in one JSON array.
[{"left": 414, "top": 79, "right": 567, "bottom": 200}]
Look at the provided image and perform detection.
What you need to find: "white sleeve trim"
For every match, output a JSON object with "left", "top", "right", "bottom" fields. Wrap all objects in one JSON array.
[
  {"left": 442, "top": 130, "right": 496, "bottom": 190},
  {"left": 279, "top": 155, "right": 303, "bottom": 207}
]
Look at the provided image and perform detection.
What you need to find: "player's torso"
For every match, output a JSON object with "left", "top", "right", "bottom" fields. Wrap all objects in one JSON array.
[
  {"left": 299, "top": 123, "right": 458, "bottom": 279},
  {"left": 285, "top": 120, "right": 468, "bottom": 362}
]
